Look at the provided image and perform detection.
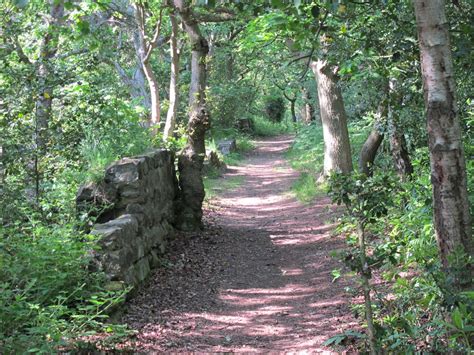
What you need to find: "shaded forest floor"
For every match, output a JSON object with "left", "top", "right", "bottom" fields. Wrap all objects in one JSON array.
[{"left": 117, "top": 135, "right": 358, "bottom": 352}]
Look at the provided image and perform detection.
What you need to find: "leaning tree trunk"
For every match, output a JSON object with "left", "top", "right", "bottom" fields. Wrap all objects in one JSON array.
[
  {"left": 388, "top": 79, "right": 413, "bottom": 179},
  {"left": 359, "top": 126, "right": 384, "bottom": 176},
  {"left": 414, "top": 0, "right": 473, "bottom": 285},
  {"left": 311, "top": 59, "right": 353, "bottom": 175},
  {"left": 359, "top": 86, "right": 388, "bottom": 176},
  {"left": 173, "top": 1, "right": 210, "bottom": 230},
  {"left": 163, "top": 10, "right": 180, "bottom": 140}
]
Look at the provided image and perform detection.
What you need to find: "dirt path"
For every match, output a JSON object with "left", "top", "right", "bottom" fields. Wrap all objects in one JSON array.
[{"left": 120, "top": 135, "right": 358, "bottom": 352}]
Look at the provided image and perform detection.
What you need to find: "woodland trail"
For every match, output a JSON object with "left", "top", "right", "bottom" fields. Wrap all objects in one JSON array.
[{"left": 120, "top": 135, "right": 358, "bottom": 352}]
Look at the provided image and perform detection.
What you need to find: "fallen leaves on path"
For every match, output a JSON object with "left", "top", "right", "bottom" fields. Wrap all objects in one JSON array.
[{"left": 94, "top": 135, "right": 360, "bottom": 353}]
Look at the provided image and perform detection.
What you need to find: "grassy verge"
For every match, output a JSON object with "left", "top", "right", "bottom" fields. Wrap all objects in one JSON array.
[
  {"left": 287, "top": 122, "right": 369, "bottom": 203},
  {"left": 252, "top": 116, "right": 294, "bottom": 136}
]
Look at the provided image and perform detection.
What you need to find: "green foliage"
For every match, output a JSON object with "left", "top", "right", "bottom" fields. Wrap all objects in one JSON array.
[
  {"left": 323, "top": 330, "right": 365, "bottom": 347},
  {"left": 236, "top": 135, "right": 256, "bottom": 153},
  {"left": 328, "top": 172, "right": 396, "bottom": 225},
  {"left": 208, "top": 77, "right": 257, "bottom": 130},
  {"left": 327, "top": 154, "right": 474, "bottom": 352},
  {"left": 264, "top": 96, "right": 285, "bottom": 123},
  {"left": 286, "top": 122, "right": 325, "bottom": 177},
  {"left": 0, "top": 217, "right": 129, "bottom": 352},
  {"left": 252, "top": 116, "right": 290, "bottom": 136},
  {"left": 1, "top": 0, "right": 473, "bottom": 352},
  {"left": 79, "top": 119, "right": 154, "bottom": 182}
]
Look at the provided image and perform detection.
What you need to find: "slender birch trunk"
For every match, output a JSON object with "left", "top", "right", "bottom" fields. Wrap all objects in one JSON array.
[
  {"left": 133, "top": 3, "right": 162, "bottom": 131},
  {"left": 414, "top": 0, "right": 473, "bottom": 285},
  {"left": 163, "top": 10, "right": 180, "bottom": 140},
  {"left": 142, "top": 61, "right": 161, "bottom": 128}
]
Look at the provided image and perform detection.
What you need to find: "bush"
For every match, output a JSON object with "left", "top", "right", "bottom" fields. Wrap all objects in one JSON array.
[
  {"left": 0, "top": 216, "right": 129, "bottom": 353},
  {"left": 264, "top": 97, "right": 285, "bottom": 123},
  {"left": 327, "top": 157, "right": 474, "bottom": 353},
  {"left": 252, "top": 116, "right": 290, "bottom": 136}
]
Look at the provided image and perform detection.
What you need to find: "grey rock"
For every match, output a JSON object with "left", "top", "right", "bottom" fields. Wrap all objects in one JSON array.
[{"left": 217, "top": 139, "right": 237, "bottom": 155}]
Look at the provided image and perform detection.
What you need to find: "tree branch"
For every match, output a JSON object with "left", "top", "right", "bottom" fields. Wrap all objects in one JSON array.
[
  {"left": 144, "top": 7, "right": 164, "bottom": 62},
  {"left": 287, "top": 51, "right": 313, "bottom": 66},
  {"left": 54, "top": 48, "right": 89, "bottom": 60},
  {"left": 193, "top": 10, "right": 235, "bottom": 23}
]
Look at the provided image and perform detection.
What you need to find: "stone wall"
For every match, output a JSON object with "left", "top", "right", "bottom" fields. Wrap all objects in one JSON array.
[{"left": 77, "top": 149, "right": 179, "bottom": 287}]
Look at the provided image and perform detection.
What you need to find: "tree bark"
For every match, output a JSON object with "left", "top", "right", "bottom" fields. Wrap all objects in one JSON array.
[
  {"left": 311, "top": 59, "right": 353, "bottom": 175},
  {"left": 359, "top": 129, "right": 383, "bottom": 176},
  {"left": 359, "top": 95, "right": 387, "bottom": 176},
  {"left": 142, "top": 61, "right": 160, "bottom": 129},
  {"left": 414, "top": 0, "right": 473, "bottom": 283},
  {"left": 163, "top": 10, "right": 180, "bottom": 140},
  {"left": 388, "top": 79, "right": 413, "bottom": 179},
  {"left": 172, "top": 0, "right": 210, "bottom": 231},
  {"left": 289, "top": 98, "right": 297, "bottom": 123},
  {"left": 357, "top": 222, "right": 377, "bottom": 354},
  {"left": 301, "top": 87, "right": 314, "bottom": 124}
]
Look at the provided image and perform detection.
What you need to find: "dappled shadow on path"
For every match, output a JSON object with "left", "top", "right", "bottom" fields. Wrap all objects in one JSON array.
[{"left": 121, "top": 135, "right": 357, "bottom": 352}]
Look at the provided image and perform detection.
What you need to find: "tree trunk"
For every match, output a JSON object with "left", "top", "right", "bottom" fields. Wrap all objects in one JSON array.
[
  {"left": 311, "top": 59, "right": 353, "bottom": 175},
  {"left": 388, "top": 79, "right": 413, "bottom": 179},
  {"left": 132, "top": 3, "right": 162, "bottom": 131},
  {"left": 359, "top": 96, "right": 387, "bottom": 176},
  {"left": 142, "top": 60, "right": 161, "bottom": 129},
  {"left": 173, "top": 1, "right": 210, "bottom": 231},
  {"left": 35, "top": 0, "right": 64, "bottom": 153},
  {"left": 114, "top": 56, "right": 151, "bottom": 110},
  {"left": 357, "top": 222, "right": 377, "bottom": 354},
  {"left": 290, "top": 98, "right": 297, "bottom": 123},
  {"left": 414, "top": 0, "right": 473, "bottom": 283},
  {"left": 163, "top": 11, "right": 180, "bottom": 140},
  {"left": 30, "top": 0, "right": 64, "bottom": 201},
  {"left": 301, "top": 87, "right": 314, "bottom": 124},
  {"left": 359, "top": 130, "right": 383, "bottom": 176}
]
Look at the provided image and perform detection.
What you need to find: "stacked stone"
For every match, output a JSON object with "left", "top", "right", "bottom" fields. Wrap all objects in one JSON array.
[{"left": 77, "top": 149, "right": 178, "bottom": 287}]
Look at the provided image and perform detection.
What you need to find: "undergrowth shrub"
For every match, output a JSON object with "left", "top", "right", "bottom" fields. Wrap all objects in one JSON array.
[
  {"left": 264, "top": 97, "right": 285, "bottom": 123},
  {"left": 289, "top": 116, "right": 474, "bottom": 352},
  {"left": 252, "top": 116, "right": 290, "bottom": 136},
  {"left": 80, "top": 117, "right": 154, "bottom": 182},
  {"left": 327, "top": 152, "right": 474, "bottom": 353},
  {"left": 0, "top": 105, "right": 151, "bottom": 352},
  {"left": 0, "top": 215, "right": 129, "bottom": 353}
]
